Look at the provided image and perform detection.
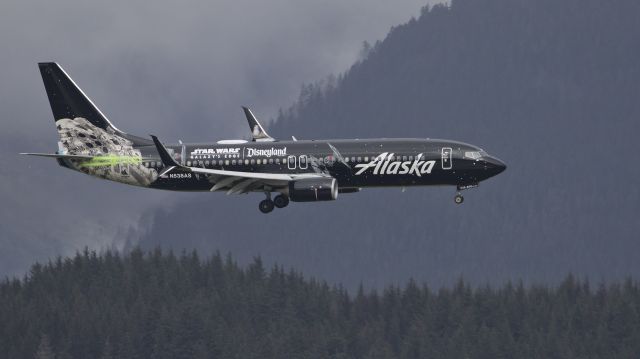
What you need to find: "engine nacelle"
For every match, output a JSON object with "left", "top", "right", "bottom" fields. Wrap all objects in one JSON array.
[{"left": 288, "top": 178, "right": 338, "bottom": 202}]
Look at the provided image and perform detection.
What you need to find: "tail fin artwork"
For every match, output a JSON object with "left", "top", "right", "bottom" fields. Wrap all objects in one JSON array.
[
  {"left": 38, "top": 62, "right": 151, "bottom": 156},
  {"left": 26, "top": 63, "right": 158, "bottom": 186}
]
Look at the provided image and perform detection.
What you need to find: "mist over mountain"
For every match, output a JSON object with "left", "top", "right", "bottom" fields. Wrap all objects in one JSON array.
[
  {"left": 137, "top": 0, "right": 640, "bottom": 289},
  {"left": 0, "top": 0, "right": 429, "bottom": 278}
]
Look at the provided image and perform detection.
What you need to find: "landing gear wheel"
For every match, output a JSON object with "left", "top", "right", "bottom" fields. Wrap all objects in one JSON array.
[
  {"left": 454, "top": 194, "right": 464, "bottom": 204},
  {"left": 259, "top": 199, "right": 275, "bottom": 213},
  {"left": 273, "top": 195, "right": 290, "bottom": 208}
]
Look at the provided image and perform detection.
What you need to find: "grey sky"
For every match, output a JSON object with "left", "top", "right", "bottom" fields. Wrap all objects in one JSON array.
[{"left": 0, "top": 0, "right": 437, "bottom": 276}]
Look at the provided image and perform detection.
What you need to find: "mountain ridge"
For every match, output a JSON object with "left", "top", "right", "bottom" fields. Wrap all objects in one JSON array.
[{"left": 137, "top": 0, "right": 640, "bottom": 289}]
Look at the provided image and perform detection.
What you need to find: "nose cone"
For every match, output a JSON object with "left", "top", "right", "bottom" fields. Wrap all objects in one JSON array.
[{"left": 484, "top": 155, "right": 507, "bottom": 177}]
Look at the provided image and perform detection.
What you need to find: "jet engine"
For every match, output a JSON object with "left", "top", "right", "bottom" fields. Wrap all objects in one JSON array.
[{"left": 288, "top": 178, "right": 338, "bottom": 202}]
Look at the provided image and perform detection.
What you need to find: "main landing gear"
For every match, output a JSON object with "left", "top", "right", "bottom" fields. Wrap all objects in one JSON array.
[
  {"left": 259, "top": 192, "right": 289, "bottom": 213},
  {"left": 273, "top": 194, "right": 290, "bottom": 208},
  {"left": 259, "top": 199, "right": 275, "bottom": 213},
  {"left": 454, "top": 193, "right": 464, "bottom": 204}
]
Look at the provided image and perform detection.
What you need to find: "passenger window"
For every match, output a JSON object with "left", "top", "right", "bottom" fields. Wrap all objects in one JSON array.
[
  {"left": 187, "top": 161, "right": 191, "bottom": 166},
  {"left": 250, "top": 159, "right": 255, "bottom": 165},
  {"left": 299, "top": 155, "right": 308, "bottom": 169},
  {"left": 409, "top": 156, "right": 413, "bottom": 161},
  {"left": 269, "top": 158, "right": 274, "bottom": 164},
  {"left": 275, "top": 158, "right": 280, "bottom": 164},
  {"left": 357, "top": 157, "right": 362, "bottom": 162},
  {"left": 232, "top": 159, "right": 237, "bottom": 165},
  {"left": 224, "top": 160, "right": 229, "bottom": 166}
]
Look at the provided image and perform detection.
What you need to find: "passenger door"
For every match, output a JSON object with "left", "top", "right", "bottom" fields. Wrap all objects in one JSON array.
[{"left": 441, "top": 147, "right": 452, "bottom": 170}]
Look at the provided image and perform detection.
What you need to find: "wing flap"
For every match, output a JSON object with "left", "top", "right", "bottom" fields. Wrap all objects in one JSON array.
[{"left": 189, "top": 166, "right": 294, "bottom": 181}]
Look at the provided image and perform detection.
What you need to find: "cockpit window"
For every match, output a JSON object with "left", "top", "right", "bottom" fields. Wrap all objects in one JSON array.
[{"left": 464, "top": 151, "right": 483, "bottom": 160}]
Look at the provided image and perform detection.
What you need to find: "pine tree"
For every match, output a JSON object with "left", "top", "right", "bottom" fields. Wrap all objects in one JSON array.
[{"left": 34, "top": 334, "right": 55, "bottom": 359}]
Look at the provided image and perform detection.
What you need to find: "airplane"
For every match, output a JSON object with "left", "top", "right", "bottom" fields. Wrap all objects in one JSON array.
[{"left": 23, "top": 63, "right": 506, "bottom": 213}]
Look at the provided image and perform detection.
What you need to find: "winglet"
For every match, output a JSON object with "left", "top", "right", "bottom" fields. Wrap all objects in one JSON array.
[
  {"left": 150, "top": 135, "right": 180, "bottom": 167},
  {"left": 242, "top": 106, "right": 275, "bottom": 142}
]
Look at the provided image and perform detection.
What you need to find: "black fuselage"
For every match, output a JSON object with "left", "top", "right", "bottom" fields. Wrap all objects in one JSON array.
[
  {"left": 31, "top": 63, "right": 506, "bottom": 211},
  {"left": 135, "top": 138, "right": 506, "bottom": 192}
]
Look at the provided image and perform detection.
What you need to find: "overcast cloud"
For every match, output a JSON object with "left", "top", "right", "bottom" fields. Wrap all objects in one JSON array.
[{"left": 0, "top": 0, "right": 436, "bottom": 276}]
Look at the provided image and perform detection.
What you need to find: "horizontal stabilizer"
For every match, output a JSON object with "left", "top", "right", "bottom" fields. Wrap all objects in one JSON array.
[{"left": 20, "top": 153, "right": 94, "bottom": 160}]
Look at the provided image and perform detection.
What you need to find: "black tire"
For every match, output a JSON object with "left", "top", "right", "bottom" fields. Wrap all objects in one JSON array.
[
  {"left": 259, "top": 199, "right": 275, "bottom": 213},
  {"left": 273, "top": 195, "right": 290, "bottom": 208},
  {"left": 454, "top": 195, "right": 464, "bottom": 204}
]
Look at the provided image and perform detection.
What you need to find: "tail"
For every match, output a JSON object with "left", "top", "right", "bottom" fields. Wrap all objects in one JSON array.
[{"left": 38, "top": 62, "right": 151, "bottom": 155}]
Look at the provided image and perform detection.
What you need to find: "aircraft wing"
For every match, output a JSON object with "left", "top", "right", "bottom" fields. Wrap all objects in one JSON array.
[
  {"left": 150, "top": 135, "right": 326, "bottom": 194},
  {"left": 189, "top": 167, "right": 326, "bottom": 194}
]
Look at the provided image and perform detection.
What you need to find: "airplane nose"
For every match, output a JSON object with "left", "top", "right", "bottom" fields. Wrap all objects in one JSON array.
[{"left": 484, "top": 155, "right": 507, "bottom": 176}]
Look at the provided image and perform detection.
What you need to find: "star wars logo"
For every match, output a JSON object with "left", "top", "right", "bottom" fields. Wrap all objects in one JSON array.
[
  {"left": 190, "top": 148, "right": 240, "bottom": 156},
  {"left": 355, "top": 152, "right": 435, "bottom": 177},
  {"left": 245, "top": 147, "right": 287, "bottom": 158}
]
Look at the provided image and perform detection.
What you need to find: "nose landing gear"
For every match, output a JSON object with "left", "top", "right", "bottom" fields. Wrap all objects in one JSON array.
[{"left": 454, "top": 184, "right": 477, "bottom": 204}]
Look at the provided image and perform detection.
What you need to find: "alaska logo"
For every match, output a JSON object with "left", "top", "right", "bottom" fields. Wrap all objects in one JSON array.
[
  {"left": 246, "top": 147, "right": 287, "bottom": 158},
  {"left": 355, "top": 152, "right": 435, "bottom": 177}
]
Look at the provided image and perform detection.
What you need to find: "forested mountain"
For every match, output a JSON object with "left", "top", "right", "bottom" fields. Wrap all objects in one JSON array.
[
  {"left": 136, "top": 0, "right": 640, "bottom": 289},
  {"left": 2, "top": 250, "right": 640, "bottom": 358}
]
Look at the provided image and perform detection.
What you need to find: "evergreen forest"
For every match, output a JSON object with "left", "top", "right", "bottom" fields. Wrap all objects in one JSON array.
[{"left": 2, "top": 249, "right": 639, "bottom": 358}]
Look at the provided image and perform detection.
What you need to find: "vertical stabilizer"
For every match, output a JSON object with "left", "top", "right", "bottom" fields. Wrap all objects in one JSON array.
[
  {"left": 38, "top": 62, "right": 152, "bottom": 149},
  {"left": 39, "top": 62, "right": 119, "bottom": 131}
]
